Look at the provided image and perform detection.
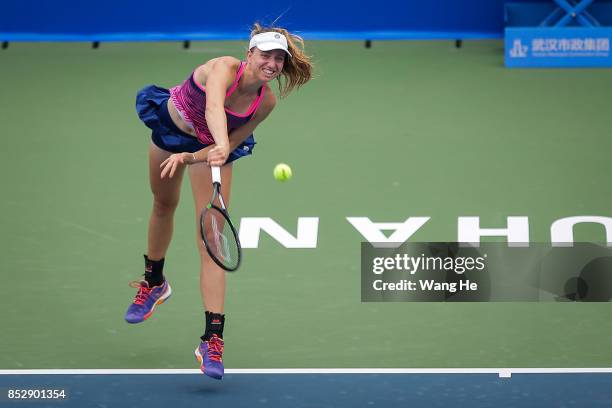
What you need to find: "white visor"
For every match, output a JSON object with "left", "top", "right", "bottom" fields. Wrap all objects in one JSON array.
[{"left": 249, "top": 32, "right": 292, "bottom": 57}]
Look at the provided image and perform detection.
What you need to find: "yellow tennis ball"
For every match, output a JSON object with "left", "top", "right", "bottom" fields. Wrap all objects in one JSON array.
[{"left": 273, "top": 163, "right": 292, "bottom": 181}]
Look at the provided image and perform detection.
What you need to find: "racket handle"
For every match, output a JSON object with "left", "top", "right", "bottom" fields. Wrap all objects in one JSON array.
[{"left": 211, "top": 166, "right": 221, "bottom": 185}]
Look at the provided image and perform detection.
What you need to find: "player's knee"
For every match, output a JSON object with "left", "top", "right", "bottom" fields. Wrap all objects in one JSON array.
[
  {"left": 152, "top": 196, "right": 179, "bottom": 217},
  {"left": 196, "top": 240, "right": 212, "bottom": 259},
  {"left": 198, "top": 230, "right": 216, "bottom": 251}
]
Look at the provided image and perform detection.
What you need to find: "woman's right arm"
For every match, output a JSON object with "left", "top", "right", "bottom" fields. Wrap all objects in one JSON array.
[{"left": 202, "top": 58, "right": 239, "bottom": 166}]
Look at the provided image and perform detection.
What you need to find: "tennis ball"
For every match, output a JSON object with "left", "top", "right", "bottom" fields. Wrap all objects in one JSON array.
[{"left": 273, "top": 163, "right": 292, "bottom": 181}]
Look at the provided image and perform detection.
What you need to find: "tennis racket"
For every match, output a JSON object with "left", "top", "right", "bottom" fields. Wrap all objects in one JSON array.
[{"left": 199, "top": 166, "right": 242, "bottom": 272}]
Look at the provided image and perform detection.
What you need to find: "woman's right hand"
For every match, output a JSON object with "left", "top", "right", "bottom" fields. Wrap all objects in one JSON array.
[
  {"left": 207, "top": 144, "right": 230, "bottom": 167},
  {"left": 160, "top": 153, "right": 190, "bottom": 178}
]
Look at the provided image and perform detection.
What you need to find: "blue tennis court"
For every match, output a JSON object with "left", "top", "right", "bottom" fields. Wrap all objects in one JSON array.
[{"left": 2, "top": 371, "right": 612, "bottom": 407}]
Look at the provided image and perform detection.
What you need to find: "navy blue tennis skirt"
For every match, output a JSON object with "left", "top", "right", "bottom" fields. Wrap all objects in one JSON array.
[{"left": 135, "top": 85, "right": 255, "bottom": 163}]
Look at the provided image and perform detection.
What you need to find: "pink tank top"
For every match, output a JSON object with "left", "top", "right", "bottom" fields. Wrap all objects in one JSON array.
[{"left": 169, "top": 62, "right": 265, "bottom": 144}]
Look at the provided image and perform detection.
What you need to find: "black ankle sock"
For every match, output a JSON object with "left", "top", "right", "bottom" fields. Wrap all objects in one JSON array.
[
  {"left": 144, "top": 255, "right": 165, "bottom": 287},
  {"left": 201, "top": 311, "right": 225, "bottom": 341}
]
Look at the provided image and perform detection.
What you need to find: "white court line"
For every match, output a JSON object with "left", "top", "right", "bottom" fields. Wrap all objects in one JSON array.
[
  {"left": 59, "top": 220, "right": 119, "bottom": 243},
  {"left": 2, "top": 368, "right": 612, "bottom": 378}
]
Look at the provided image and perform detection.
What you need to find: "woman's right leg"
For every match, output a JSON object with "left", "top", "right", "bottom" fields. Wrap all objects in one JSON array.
[
  {"left": 124, "top": 141, "right": 185, "bottom": 324},
  {"left": 147, "top": 141, "right": 186, "bottom": 260}
]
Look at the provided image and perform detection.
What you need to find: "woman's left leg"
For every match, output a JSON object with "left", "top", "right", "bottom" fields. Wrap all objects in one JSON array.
[
  {"left": 188, "top": 161, "right": 234, "bottom": 380},
  {"left": 188, "top": 162, "right": 233, "bottom": 312}
]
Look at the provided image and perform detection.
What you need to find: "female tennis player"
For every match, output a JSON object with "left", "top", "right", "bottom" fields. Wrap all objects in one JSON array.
[{"left": 124, "top": 24, "right": 313, "bottom": 380}]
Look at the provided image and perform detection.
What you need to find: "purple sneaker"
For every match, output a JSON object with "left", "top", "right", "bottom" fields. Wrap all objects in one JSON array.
[
  {"left": 124, "top": 280, "right": 172, "bottom": 324},
  {"left": 195, "top": 335, "right": 225, "bottom": 380}
]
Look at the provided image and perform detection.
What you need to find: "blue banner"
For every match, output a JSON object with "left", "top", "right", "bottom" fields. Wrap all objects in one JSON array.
[
  {"left": 505, "top": 27, "right": 612, "bottom": 67},
  {"left": 0, "top": 0, "right": 523, "bottom": 41}
]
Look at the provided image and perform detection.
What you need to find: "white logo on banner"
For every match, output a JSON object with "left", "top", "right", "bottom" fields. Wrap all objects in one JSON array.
[
  {"left": 531, "top": 37, "right": 610, "bottom": 56},
  {"left": 509, "top": 39, "right": 528, "bottom": 58},
  {"left": 237, "top": 216, "right": 612, "bottom": 248}
]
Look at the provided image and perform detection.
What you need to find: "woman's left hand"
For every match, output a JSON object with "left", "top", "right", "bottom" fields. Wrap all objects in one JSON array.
[{"left": 160, "top": 153, "right": 191, "bottom": 178}]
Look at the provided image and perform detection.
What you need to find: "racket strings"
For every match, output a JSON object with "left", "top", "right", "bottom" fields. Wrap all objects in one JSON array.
[
  {"left": 210, "top": 216, "right": 232, "bottom": 262},
  {"left": 203, "top": 208, "right": 240, "bottom": 269}
]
